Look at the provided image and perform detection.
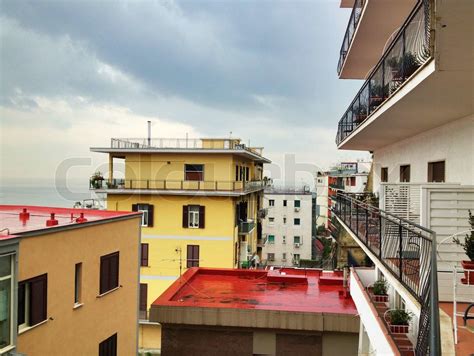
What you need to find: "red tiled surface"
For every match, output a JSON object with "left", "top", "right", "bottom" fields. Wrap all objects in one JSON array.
[
  {"left": 153, "top": 267, "right": 357, "bottom": 314},
  {"left": 440, "top": 302, "right": 474, "bottom": 356},
  {"left": 0, "top": 205, "right": 140, "bottom": 235}
]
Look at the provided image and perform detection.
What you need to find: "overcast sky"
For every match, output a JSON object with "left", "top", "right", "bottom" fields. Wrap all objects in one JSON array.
[{"left": 0, "top": 0, "right": 369, "bottom": 188}]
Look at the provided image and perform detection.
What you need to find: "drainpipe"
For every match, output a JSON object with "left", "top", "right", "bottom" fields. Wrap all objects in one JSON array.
[{"left": 147, "top": 120, "right": 151, "bottom": 147}]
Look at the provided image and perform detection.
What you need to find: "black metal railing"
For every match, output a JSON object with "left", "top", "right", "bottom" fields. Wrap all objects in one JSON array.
[
  {"left": 89, "top": 178, "right": 267, "bottom": 192},
  {"left": 336, "top": 0, "right": 432, "bottom": 146},
  {"left": 337, "top": 0, "right": 365, "bottom": 75},
  {"left": 333, "top": 192, "right": 440, "bottom": 355}
]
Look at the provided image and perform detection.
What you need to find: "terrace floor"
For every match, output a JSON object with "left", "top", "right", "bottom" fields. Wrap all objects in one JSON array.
[{"left": 440, "top": 302, "right": 474, "bottom": 356}]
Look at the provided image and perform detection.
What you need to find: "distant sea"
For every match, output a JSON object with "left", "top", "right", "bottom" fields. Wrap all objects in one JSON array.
[{"left": 0, "top": 181, "right": 99, "bottom": 208}]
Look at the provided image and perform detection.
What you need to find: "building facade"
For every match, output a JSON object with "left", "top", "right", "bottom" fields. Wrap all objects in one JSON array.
[
  {"left": 261, "top": 188, "right": 313, "bottom": 266},
  {"left": 333, "top": 0, "right": 472, "bottom": 353},
  {"left": 90, "top": 137, "right": 270, "bottom": 353},
  {"left": 0, "top": 205, "right": 141, "bottom": 356}
]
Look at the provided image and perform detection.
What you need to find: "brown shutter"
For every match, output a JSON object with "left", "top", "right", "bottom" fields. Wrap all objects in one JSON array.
[
  {"left": 139, "top": 284, "right": 148, "bottom": 312},
  {"left": 194, "top": 245, "right": 200, "bottom": 267},
  {"left": 199, "top": 206, "right": 205, "bottom": 229},
  {"left": 110, "top": 252, "right": 119, "bottom": 290},
  {"left": 100, "top": 255, "right": 110, "bottom": 294},
  {"left": 30, "top": 274, "right": 47, "bottom": 325},
  {"left": 428, "top": 163, "right": 433, "bottom": 182},
  {"left": 187, "top": 245, "right": 193, "bottom": 268},
  {"left": 182, "top": 205, "right": 189, "bottom": 228},
  {"left": 437, "top": 161, "right": 445, "bottom": 182},
  {"left": 131, "top": 204, "right": 138, "bottom": 212},
  {"left": 141, "top": 244, "right": 149, "bottom": 266},
  {"left": 147, "top": 204, "right": 154, "bottom": 227}
]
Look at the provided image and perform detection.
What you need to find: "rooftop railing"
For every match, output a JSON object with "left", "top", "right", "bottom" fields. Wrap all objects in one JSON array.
[
  {"left": 109, "top": 138, "right": 264, "bottom": 156},
  {"left": 333, "top": 191, "right": 440, "bottom": 355},
  {"left": 337, "top": 0, "right": 365, "bottom": 75},
  {"left": 336, "top": 0, "right": 432, "bottom": 146}
]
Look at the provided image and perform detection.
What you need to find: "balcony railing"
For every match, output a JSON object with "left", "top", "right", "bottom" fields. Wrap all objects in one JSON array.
[
  {"left": 90, "top": 178, "right": 267, "bottom": 193},
  {"left": 238, "top": 220, "right": 256, "bottom": 235},
  {"left": 337, "top": 0, "right": 365, "bottom": 75},
  {"left": 332, "top": 192, "right": 440, "bottom": 355},
  {"left": 336, "top": 0, "right": 432, "bottom": 146}
]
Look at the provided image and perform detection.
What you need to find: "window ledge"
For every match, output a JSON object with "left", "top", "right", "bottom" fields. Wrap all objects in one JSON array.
[
  {"left": 18, "top": 319, "right": 49, "bottom": 335},
  {"left": 73, "top": 302, "right": 84, "bottom": 310},
  {"left": 0, "top": 345, "right": 15, "bottom": 354},
  {"left": 97, "top": 285, "right": 121, "bottom": 298}
]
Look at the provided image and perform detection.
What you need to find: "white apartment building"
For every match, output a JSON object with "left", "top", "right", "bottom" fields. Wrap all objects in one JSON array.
[
  {"left": 333, "top": 0, "right": 472, "bottom": 354},
  {"left": 262, "top": 188, "right": 313, "bottom": 266}
]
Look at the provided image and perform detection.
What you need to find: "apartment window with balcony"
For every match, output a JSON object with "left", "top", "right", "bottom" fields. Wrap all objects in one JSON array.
[
  {"left": 381, "top": 167, "right": 388, "bottom": 182},
  {"left": 132, "top": 204, "right": 154, "bottom": 227},
  {"left": 74, "top": 263, "right": 82, "bottom": 305},
  {"left": 294, "top": 200, "right": 301, "bottom": 208},
  {"left": 283, "top": 200, "right": 287, "bottom": 207},
  {"left": 139, "top": 283, "right": 148, "bottom": 320},
  {"left": 0, "top": 255, "right": 13, "bottom": 349},
  {"left": 140, "top": 243, "right": 149, "bottom": 267},
  {"left": 183, "top": 205, "right": 205, "bottom": 229},
  {"left": 269, "top": 200, "right": 275, "bottom": 207},
  {"left": 400, "top": 165, "right": 411, "bottom": 182},
  {"left": 267, "top": 235, "right": 275, "bottom": 244},
  {"left": 99, "top": 333, "right": 117, "bottom": 356},
  {"left": 18, "top": 274, "right": 47, "bottom": 329},
  {"left": 99, "top": 252, "right": 119, "bottom": 295},
  {"left": 267, "top": 253, "right": 275, "bottom": 261},
  {"left": 185, "top": 164, "right": 204, "bottom": 181},
  {"left": 294, "top": 218, "right": 300, "bottom": 226},
  {"left": 293, "top": 236, "right": 302, "bottom": 245},
  {"left": 186, "top": 245, "right": 200, "bottom": 268},
  {"left": 428, "top": 161, "right": 445, "bottom": 183}
]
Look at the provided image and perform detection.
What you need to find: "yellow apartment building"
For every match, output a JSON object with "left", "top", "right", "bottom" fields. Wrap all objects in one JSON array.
[
  {"left": 0, "top": 205, "right": 141, "bottom": 356},
  {"left": 90, "top": 137, "right": 271, "bottom": 354}
]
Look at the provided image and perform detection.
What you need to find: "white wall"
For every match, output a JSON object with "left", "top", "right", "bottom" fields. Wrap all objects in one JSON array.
[
  {"left": 316, "top": 176, "right": 329, "bottom": 227},
  {"left": 372, "top": 114, "right": 474, "bottom": 194},
  {"left": 262, "top": 192, "right": 313, "bottom": 265}
]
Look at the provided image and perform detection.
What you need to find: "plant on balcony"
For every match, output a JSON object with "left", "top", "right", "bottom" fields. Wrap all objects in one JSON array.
[
  {"left": 453, "top": 210, "right": 474, "bottom": 284},
  {"left": 372, "top": 278, "right": 388, "bottom": 303},
  {"left": 354, "top": 106, "right": 367, "bottom": 124},
  {"left": 106, "top": 181, "right": 118, "bottom": 189},
  {"left": 387, "top": 309, "right": 413, "bottom": 334},
  {"left": 387, "top": 52, "right": 419, "bottom": 81},
  {"left": 90, "top": 171, "right": 104, "bottom": 189}
]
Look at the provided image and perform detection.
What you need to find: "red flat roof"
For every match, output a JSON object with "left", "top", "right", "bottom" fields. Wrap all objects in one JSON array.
[
  {"left": 153, "top": 267, "right": 357, "bottom": 315},
  {"left": 0, "top": 205, "right": 140, "bottom": 235}
]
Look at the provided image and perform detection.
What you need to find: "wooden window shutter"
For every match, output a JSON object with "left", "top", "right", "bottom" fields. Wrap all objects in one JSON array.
[
  {"left": 139, "top": 284, "right": 148, "bottom": 312},
  {"left": 141, "top": 244, "right": 149, "bottom": 266},
  {"left": 182, "top": 206, "right": 189, "bottom": 228},
  {"left": 199, "top": 206, "right": 205, "bottom": 229},
  {"left": 131, "top": 204, "right": 138, "bottom": 212},
  {"left": 194, "top": 245, "right": 200, "bottom": 267},
  {"left": 99, "top": 333, "right": 117, "bottom": 356},
  {"left": 110, "top": 253, "right": 119, "bottom": 290},
  {"left": 30, "top": 274, "right": 47, "bottom": 325},
  {"left": 147, "top": 204, "right": 154, "bottom": 227},
  {"left": 186, "top": 245, "right": 193, "bottom": 268}
]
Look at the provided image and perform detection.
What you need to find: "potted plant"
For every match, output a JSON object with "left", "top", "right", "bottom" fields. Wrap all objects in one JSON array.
[
  {"left": 387, "top": 309, "right": 413, "bottom": 334},
  {"left": 372, "top": 278, "right": 388, "bottom": 303},
  {"left": 90, "top": 171, "right": 104, "bottom": 189},
  {"left": 453, "top": 210, "right": 474, "bottom": 285},
  {"left": 354, "top": 106, "right": 367, "bottom": 124}
]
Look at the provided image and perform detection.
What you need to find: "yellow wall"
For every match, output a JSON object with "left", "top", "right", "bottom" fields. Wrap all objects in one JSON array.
[
  {"left": 16, "top": 217, "right": 141, "bottom": 356},
  {"left": 138, "top": 324, "right": 162, "bottom": 351}
]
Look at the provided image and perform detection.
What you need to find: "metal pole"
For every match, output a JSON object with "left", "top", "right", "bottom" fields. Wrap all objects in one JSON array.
[
  {"left": 147, "top": 120, "right": 151, "bottom": 147},
  {"left": 430, "top": 232, "right": 441, "bottom": 355},
  {"left": 399, "top": 223, "right": 403, "bottom": 279}
]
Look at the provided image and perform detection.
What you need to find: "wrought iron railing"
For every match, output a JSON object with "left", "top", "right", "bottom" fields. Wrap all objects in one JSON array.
[
  {"left": 336, "top": 0, "right": 432, "bottom": 146},
  {"left": 90, "top": 178, "right": 267, "bottom": 192},
  {"left": 337, "top": 0, "right": 365, "bottom": 75},
  {"left": 333, "top": 192, "right": 440, "bottom": 355}
]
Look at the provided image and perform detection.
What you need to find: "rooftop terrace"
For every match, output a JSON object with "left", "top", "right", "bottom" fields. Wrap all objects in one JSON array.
[{"left": 0, "top": 205, "right": 140, "bottom": 236}]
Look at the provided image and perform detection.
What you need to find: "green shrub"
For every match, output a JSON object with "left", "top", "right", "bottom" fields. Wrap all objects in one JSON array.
[
  {"left": 372, "top": 278, "right": 388, "bottom": 295},
  {"left": 388, "top": 309, "right": 413, "bottom": 326}
]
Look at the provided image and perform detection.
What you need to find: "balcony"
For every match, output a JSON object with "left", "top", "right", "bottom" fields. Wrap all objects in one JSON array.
[
  {"left": 238, "top": 220, "right": 256, "bottom": 235},
  {"left": 337, "top": 0, "right": 418, "bottom": 78},
  {"left": 90, "top": 177, "right": 268, "bottom": 196},
  {"left": 332, "top": 192, "right": 440, "bottom": 354}
]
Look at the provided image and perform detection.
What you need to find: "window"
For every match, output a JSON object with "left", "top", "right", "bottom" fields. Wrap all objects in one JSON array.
[
  {"left": 350, "top": 177, "right": 356, "bottom": 186},
  {"left": 140, "top": 243, "right": 149, "bottom": 267},
  {"left": 267, "top": 253, "right": 275, "bottom": 261},
  {"left": 282, "top": 236, "right": 286, "bottom": 244},
  {"left": 245, "top": 167, "right": 249, "bottom": 181},
  {"left": 0, "top": 255, "right": 13, "bottom": 348},
  {"left": 381, "top": 167, "right": 388, "bottom": 182},
  {"left": 74, "top": 263, "right": 82, "bottom": 305},
  {"left": 99, "top": 333, "right": 117, "bottom": 356},
  {"left": 428, "top": 161, "right": 445, "bottom": 182},
  {"left": 131, "top": 204, "right": 154, "bottom": 227},
  {"left": 294, "top": 200, "right": 301, "bottom": 208},
  {"left": 294, "top": 218, "right": 300, "bottom": 225},
  {"left": 293, "top": 254, "right": 300, "bottom": 265},
  {"left": 269, "top": 199, "right": 275, "bottom": 207},
  {"left": 294, "top": 236, "right": 301, "bottom": 244},
  {"left": 283, "top": 200, "right": 287, "bottom": 207},
  {"left": 18, "top": 274, "right": 47, "bottom": 329},
  {"left": 183, "top": 205, "right": 205, "bottom": 228},
  {"left": 400, "top": 165, "right": 411, "bottom": 182},
  {"left": 269, "top": 217, "right": 275, "bottom": 223},
  {"left": 283, "top": 217, "right": 286, "bottom": 224},
  {"left": 267, "top": 235, "right": 275, "bottom": 244},
  {"left": 186, "top": 245, "right": 200, "bottom": 268},
  {"left": 185, "top": 164, "right": 204, "bottom": 181},
  {"left": 235, "top": 165, "right": 239, "bottom": 181},
  {"left": 139, "top": 284, "right": 148, "bottom": 320},
  {"left": 282, "top": 253, "right": 287, "bottom": 261},
  {"left": 100, "top": 252, "right": 119, "bottom": 295}
]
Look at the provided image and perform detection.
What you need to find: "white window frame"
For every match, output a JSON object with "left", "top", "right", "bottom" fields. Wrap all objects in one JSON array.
[
  {"left": 0, "top": 254, "right": 14, "bottom": 351},
  {"left": 269, "top": 200, "right": 275, "bottom": 207},
  {"left": 188, "top": 205, "right": 200, "bottom": 228},
  {"left": 294, "top": 236, "right": 301, "bottom": 244},
  {"left": 137, "top": 204, "right": 149, "bottom": 227},
  {"left": 18, "top": 283, "right": 30, "bottom": 331},
  {"left": 293, "top": 254, "right": 300, "bottom": 265}
]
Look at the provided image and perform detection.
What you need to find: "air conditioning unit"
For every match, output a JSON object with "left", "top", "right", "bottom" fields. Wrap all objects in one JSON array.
[
  {"left": 294, "top": 207, "right": 300, "bottom": 212},
  {"left": 294, "top": 243, "right": 300, "bottom": 248}
]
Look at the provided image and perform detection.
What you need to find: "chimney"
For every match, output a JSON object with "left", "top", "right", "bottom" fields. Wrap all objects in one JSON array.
[
  {"left": 147, "top": 120, "right": 151, "bottom": 147},
  {"left": 19, "top": 208, "right": 30, "bottom": 220},
  {"left": 46, "top": 213, "right": 59, "bottom": 227}
]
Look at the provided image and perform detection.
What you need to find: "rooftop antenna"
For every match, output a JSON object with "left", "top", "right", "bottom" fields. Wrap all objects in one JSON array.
[{"left": 147, "top": 120, "right": 151, "bottom": 147}]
